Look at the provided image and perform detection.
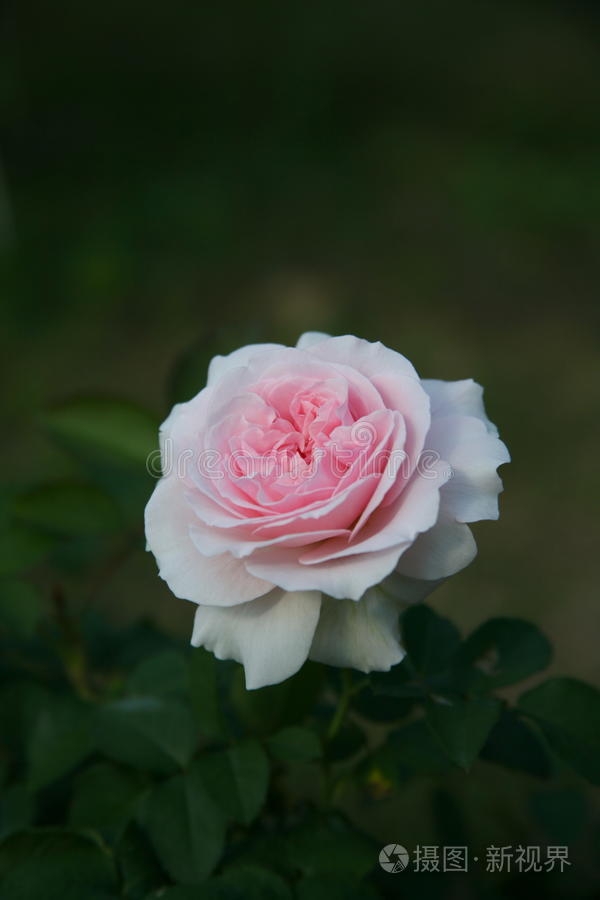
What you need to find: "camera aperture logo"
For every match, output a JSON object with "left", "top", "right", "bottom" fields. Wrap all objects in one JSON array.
[
  {"left": 379, "top": 844, "right": 409, "bottom": 873},
  {"left": 378, "top": 843, "right": 571, "bottom": 875}
]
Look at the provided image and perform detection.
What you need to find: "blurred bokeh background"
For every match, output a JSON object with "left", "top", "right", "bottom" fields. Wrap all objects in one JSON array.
[
  {"left": 2, "top": 0, "right": 598, "bottom": 683},
  {"left": 1, "top": 2, "right": 600, "bottom": 893}
]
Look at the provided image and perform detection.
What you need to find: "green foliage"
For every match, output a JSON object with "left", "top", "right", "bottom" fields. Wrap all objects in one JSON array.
[
  {"left": 388, "top": 719, "right": 454, "bottom": 776},
  {"left": 94, "top": 697, "right": 198, "bottom": 774},
  {"left": 155, "top": 865, "right": 292, "bottom": 900},
  {"left": 138, "top": 765, "right": 226, "bottom": 884},
  {"left": 518, "top": 678, "right": 600, "bottom": 785},
  {"left": 530, "top": 787, "right": 588, "bottom": 844},
  {"left": 203, "top": 865, "right": 292, "bottom": 900},
  {"left": 0, "top": 829, "right": 118, "bottom": 900},
  {"left": 117, "top": 825, "right": 166, "bottom": 898},
  {"left": 266, "top": 726, "right": 322, "bottom": 763},
  {"left": 41, "top": 397, "right": 159, "bottom": 468},
  {"left": 194, "top": 741, "right": 270, "bottom": 826},
  {"left": 13, "top": 482, "right": 123, "bottom": 537},
  {"left": 188, "top": 647, "right": 224, "bottom": 741},
  {"left": 0, "top": 525, "right": 57, "bottom": 576},
  {"left": 296, "top": 874, "right": 380, "bottom": 900},
  {"left": 68, "top": 763, "right": 149, "bottom": 842},
  {"left": 224, "top": 739, "right": 270, "bottom": 825},
  {"left": 453, "top": 617, "right": 552, "bottom": 690},
  {"left": 27, "top": 695, "right": 94, "bottom": 789},
  {"left": 325, "top": 721, "right": 367, "bottom": 763},
  {"left": 230, "top": 661, "right": 325, "bottom": 735},
  {"left": 425, "top": 695, "right": 502, "bottom": 771},
  {"left": 350, "top": 683, "right": 414, "bottom": 722},
  {"left": 0, "top": 785, "right": 35, "bottom": 841},
  {"left": 116, "top": 823, "right": 166, "bottom": 899},
  {"left": 127, "top": 650, "right": 189, "bottom": 698},
  {"left": 480, "top": 709, "right": 552, "bottom": 778},
  {"left": 0, "top": 580, "right": 44, "bottom": 638},
  {"left": 402, "top": 604, "right": 462, "bottom": 679},
  {"left": 370, "top": 604, "right": 460, "bottom": 698},
  {"left": 285, "top": 817, "right": 377, "bottom": 879},
  {"left": 0, "top": 681, "right": 50, "bottom": 763},
  {"left": 0, "top": 585, "right": 597, "bottom": 900}
]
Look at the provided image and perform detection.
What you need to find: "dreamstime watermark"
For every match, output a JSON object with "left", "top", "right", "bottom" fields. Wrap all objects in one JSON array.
[
  {"left": 146, "top": 421, "right": 452, "bottom": 483},
  {"left": 146, "top": 441, "right": 450, "bottom": 483},
  {"left": 378, "top": 844, "right": 572, "bottom": 875}
]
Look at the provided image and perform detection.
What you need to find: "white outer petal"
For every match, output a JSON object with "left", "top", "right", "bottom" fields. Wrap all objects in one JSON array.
[
  {"left": 427, "top": 414, "right": 510, "bottom": 523},
  {"left": 309, "top": 587, "right": 405, "bottom": 672},
  {"left": 423, "top": 378, "right": 499, "bottom": 436},
  {"left": 423, "top": 378, "right": 510, "bottom": 522},
  {"left": 396, "top": 515, "right": 477, "bottom": 580},
  {"left": 207, "top": 342, "right": 285, "bottom": 386},
  {"left": 302, "top": 334, "right": 419, "bottom": 380},
  {"left": 158, "top": 385, "right": 212, "bottom": 460},
  {"left": 296, "top": 331, "right": 332, "bottom": 349},
  {"left": 395, "top": 378, "right": 509, "bottom": 581},
  {"left": 380, "top": 569, "right": 445, "bottom": 606},
  {"left": 144, "top": 476, "right": 272, "bottom": 606},
  {"left": 191, "top": 588, "right": 321, "bottom": 689}
]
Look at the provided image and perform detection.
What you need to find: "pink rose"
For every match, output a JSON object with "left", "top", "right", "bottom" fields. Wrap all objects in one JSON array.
[{"left": 145, "top": 333, "right": 509, "bottom": 688}]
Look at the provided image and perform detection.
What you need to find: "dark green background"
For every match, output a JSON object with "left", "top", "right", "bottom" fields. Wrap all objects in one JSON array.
[{"left": 1, "top": 2, "right": 599, "bottom": 894}]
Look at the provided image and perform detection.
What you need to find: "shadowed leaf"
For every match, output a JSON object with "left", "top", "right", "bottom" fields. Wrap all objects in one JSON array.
[
  {"left": 138, "top": 765, "right": 226, "bottom": 884},
  {"left": 454, "top": 617, "right": 552, "bottom": 690},
  {"left": 425, "top": 696, "right": 502, "bottom": 771},
  {"left": 518, "top": 678, "right": 600, "bottom": 785},
  {"left": 480, "top": 709, "right": 552, "bottom": 778},
  {"left": 0, "top": 829, "right": 117, "bottom": 900},
  {"left": 94, "top": 697, "right": 196, "bottom": 775}
]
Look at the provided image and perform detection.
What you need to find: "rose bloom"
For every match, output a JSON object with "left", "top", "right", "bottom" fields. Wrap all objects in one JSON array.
[{"left": 145, "top": 333, "right": 509, "bottom": 689}]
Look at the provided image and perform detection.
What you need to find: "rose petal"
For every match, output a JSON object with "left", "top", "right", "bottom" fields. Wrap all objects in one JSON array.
[
  {"left": 207, "top": 343, "right": 285, "bottom": 387},
  {"left": 380, "top": 568, "right": 445, "bottom": 605},
  {"left": 185, "top": 470, "right": 382, "bottom": 556},
  {"left": 191, "top": 588, "right": 321, "bottom": 689},
  {"left": 189, "top": 520, "right": 351, "bottom": 558},
  {"left": 144, "top": 476, "right": 272, "bottom": 606},
  {"left": 296, "top": 331, "right": 332, "bottom": 350},
  {"left": 424, "top": 378, "right": 499, "bottom": 436},
  {"left": 299, "top": 456, "right": 450, "bottom": 563},
  {"left": 245, "top": 542, "right": 403, "bottom": 601},
  {"left": 304, "top": 334, "right": 418, "bottom": 380},
  {"left": 426, "top": 414, "right": 510, "bottom": 522},
  {"left": 309, "top": 587, "right": 404, "bottom": 672},
  {"left": 396, "top": 514, "right": 477, "bottom": 580}
]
